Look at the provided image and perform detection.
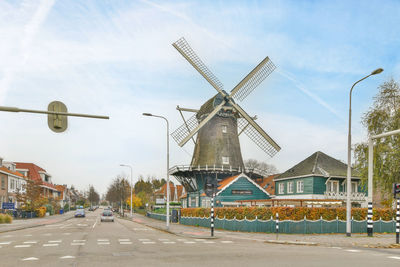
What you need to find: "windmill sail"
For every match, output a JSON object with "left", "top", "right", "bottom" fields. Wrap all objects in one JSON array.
[
  {"left": 172, "top": 37, "right": 225, "bottom": 95},
  {"left": 171, "top": 113, "right": 199, "bottom": 145},
  {"left": 230, "top": 57, "right": 276, "bottom": 102}
]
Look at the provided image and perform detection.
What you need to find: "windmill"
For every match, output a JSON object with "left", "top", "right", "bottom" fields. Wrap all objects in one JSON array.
[{"left": 170, "top": 37, "right": 280, "bottom": 193}]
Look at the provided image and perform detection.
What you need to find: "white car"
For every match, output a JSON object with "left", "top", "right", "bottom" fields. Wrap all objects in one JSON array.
[{"left": 101, "top": 210, "right": 114, "bottom": 222}]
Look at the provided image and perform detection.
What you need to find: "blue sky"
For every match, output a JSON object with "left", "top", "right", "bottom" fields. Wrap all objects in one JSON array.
[{"left": 0, "top": 0, "right": 399, "bottom": 195}]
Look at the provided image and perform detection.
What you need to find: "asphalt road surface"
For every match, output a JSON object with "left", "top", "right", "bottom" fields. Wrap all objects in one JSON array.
[{"left": 1, "top": 208, "right": 400, "bottom": 266}]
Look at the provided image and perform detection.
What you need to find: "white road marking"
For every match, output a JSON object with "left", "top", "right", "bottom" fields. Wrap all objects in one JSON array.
[
  {"left": 3, "top": 235, "right": 13, "bottom": 238},
  {"left": 163, "top": 241, "right": 176, "bottom": 244},
  {"left": 120, "top": 242, "right": 133, "bottom": 245},
  {"left": 142, "top": 242, "right": 156, "bottom": 244},
  {"left": 159, "top": 239, "right": 169, "bottom": 241},
  {"left": 133, "top": 228, "right": 152, "bottom": 231},
  {"left": 194, "top": 239, "right": 206, "bottom": 241},
  {"left": 73, "top": 240, "right": 86, "bottom": 242},
  {"left": 204, "top": 241, "right": 215, "bottom": 244},
  {"left": 331, "top": 247, "right": 342, "bottom": 249},
  {"left": 77, "top": 224, "right": 88, "bottom": 226},
  {"left": 60, "top": 256, "right": 75, "bottom": 259},
  {"left": 48, "top": 240, "right": 62, "bottom": 243},
  {"left": 43, "top": 233, "right": 52, "bottom": 236},
  {"left": 139, "top": 239, "right": 150, "bottom": 241},
  {"left": 0, "top": 242, "right": 12, "bottom": 245},
  {"left": 71, "top": 243, "right": 85, "bottom": 246},
  {"left": 177, "top": 239, "right": 187, "bottom": 242},
  {"left": 221, "top": 241, "right": 233, "bottom": 244},
  {"left": 118, "top": 239, "right": 130, "bottom": 242},
  {"left": 15, "top": 245, "right": 31, "bottom": 248},
  {"left": 22, "top": 257, "right": 38, "bottom": 261},
  {"left": 184, "top": 241, "right": 196, "bottom": 244},
  {"left": 98, "top": 242, "right": 110, "bottom": 245},
  {"left": 92, "top": 218, "right": 98, "bottom": 229},
  {"left": 23, "top": 241, "right": 37, "bottom": 244},
  {"left": 388, "top": 256, "right": 400, "bottom": 260},
  {"left": 43, "top": 243, "right": 59, "bottom": 247},
  {"left": 346, "top": 249, "right": 361, "bottom": 252},
  {"left": 24, "top": 234, "right": 32, "bottom": 237},
  {"left": 97, "top": 239, "right": 109, "bottom": 242},
  {"left": 62, "top": 233, "right": 71, "bottom": 235}
]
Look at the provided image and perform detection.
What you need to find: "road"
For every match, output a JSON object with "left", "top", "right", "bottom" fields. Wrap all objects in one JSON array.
[{"left": 1, "top": 208, "right": 400, "bottom": 266}]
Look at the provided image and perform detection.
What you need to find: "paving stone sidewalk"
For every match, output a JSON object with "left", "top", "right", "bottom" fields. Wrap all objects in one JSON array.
[{"left": 130, "top": 213, "right": 400, "bottom": 248}]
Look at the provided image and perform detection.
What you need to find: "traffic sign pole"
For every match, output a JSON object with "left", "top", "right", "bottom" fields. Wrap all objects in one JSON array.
[
  {"left": 396, "top": 198, "right": 399, "bottom": 244},
  {"left": 211, "top": 192, "right": 215, "bottom": 237}
]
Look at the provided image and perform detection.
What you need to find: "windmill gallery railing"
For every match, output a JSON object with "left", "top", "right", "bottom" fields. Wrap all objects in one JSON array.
[
  {"left": 324, "top": 191, "right": 366, "bottom": 202},
  {"left": 169, "top": 165, "right": 270, "bottom": 177}
]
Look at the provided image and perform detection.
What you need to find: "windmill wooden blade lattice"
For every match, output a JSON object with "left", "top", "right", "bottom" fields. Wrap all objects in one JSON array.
[
  {"left": 173, "top": 37, "right": 225, "bottom": 95},
  {"left": 171, "top": 113, "right": 199, "bottom": 145},
  {"left": 230, "top": 57, "right": 276, "bottom": 102},
  {"left": 237, "top": 117, "right": 280, "bottom": 157}
]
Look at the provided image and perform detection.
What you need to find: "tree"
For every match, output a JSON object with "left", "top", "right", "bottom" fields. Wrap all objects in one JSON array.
[
  {"left": 105, "top": 175, "right": 131, "bottom": 215},
  {"left": 354, "top": 78, "right": 400, "bottom": 201},
  {"left": 244, "top": 159, "right": 278, "bottom": 175},
  {"left": 87, "top": 185, "right": 100, "bottom": 206},
  {"left": 125, "top": 195, "right": 142, "bottom": 209},
  {"left": 16, "top": 179, "right": 47, "bottom": 212}
]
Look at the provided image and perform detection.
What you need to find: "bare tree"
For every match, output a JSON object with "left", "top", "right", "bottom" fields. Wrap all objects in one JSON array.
[{"left": 244, "top": 159, "right": 278, "bottom": 175}]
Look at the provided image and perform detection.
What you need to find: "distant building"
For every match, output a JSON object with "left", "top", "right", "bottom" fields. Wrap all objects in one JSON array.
[
  {"left": 15, "top": 162, "right": 59, "bottom": 200},
  {"left": 55, "top": 184, "right": 71, "bottom": 208},
  {"left": 154, "top": 182, "right": 186, "bottom": 206},
  {"left": 0, "top": 160, "right": 27, "bottom": 208},
  {"left": 273, "top": 151, "right": 367, "bottom": 207}
]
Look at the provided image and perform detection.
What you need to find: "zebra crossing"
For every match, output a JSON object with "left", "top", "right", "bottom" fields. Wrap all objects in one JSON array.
[{"left": 0, "top": 237, "right": 233, "bottom": 249}]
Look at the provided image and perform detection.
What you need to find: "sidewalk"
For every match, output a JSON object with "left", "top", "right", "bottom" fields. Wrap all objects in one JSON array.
[
  {"left": 0, "top": 211, "right": 75, "bottom": 233},
  {"left": 129, "top": 213, "right": 400, "bottom": 249}
]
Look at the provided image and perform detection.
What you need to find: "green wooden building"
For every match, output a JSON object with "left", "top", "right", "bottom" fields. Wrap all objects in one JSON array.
[
  {"left": 181, "top": 173, "right": 271, "bottom": 208},
  {"left": 273, "top": 151, "right": 367, "bottom": 207}
]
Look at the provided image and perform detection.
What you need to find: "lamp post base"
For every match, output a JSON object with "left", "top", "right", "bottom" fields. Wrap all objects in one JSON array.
[{"left": 346, "top": 232, "right": 351, "bottom": 237}]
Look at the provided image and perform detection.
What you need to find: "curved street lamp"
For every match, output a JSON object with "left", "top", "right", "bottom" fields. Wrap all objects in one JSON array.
[
  {"left": 346, "top": 68, "right": 383, "bottom": 237},
  {"left": 120, "top": 164, "right": 133, "bottom": 217}
]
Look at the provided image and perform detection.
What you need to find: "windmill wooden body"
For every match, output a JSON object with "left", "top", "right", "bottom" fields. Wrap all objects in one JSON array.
[{"left": 170, "top": 37, "right": 281, "bottom": 198}]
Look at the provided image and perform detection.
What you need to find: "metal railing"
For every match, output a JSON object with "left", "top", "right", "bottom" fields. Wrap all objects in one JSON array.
[
  {"left": 169, "top": 164, "right": 269, "bottom": 177},
  {"left": 324, "top": 191, "right": 366, "bottom": 201}
]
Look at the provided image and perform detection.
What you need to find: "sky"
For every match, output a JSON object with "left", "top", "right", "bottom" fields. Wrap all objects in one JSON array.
[{"left": 0, "top": 0, "right": 399, "bottom": 195}]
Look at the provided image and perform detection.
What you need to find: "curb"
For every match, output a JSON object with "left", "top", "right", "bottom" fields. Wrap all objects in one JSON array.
[
  {"left": 265, "top": 240, "right": 318, "bottom": 246},
  {"left": 0, "top": 214, "right": 75, "bottom": 234}
]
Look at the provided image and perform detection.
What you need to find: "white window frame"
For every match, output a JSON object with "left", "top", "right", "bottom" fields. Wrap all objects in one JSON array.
[
  {"left": 327, "top": 181, "right": 339, "bottom": 193},
  {"left": 222, "top": 125, "right": 227, "bottom": 133},
  {"left": 297, "top": 180, "right": 304, "bottom": 193},
  {"left": 222, "top": 156, "right": 229, "bottom": 165},
  {"left": 278, "top": 183, "right": 284, "bottom": 194},
  {"left": 287, "top": 182, "right": 294, "bottom": 193}
]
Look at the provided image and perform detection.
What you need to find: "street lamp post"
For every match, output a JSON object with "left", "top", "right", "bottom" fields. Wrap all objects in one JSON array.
[
  {"left": 120, "top": 164, "right": 133, "bottom": 218},
  {"left": 346, "top": 68, "right": 383, "bottom": 237},
  {"left": 143, "top": 113, "right": 170, "bottom": 229}
]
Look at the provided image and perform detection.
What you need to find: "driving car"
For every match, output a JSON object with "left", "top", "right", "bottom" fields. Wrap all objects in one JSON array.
[
  {"left": 101, "top": 210, "right": 114, "bottom": 222},
  {"left": 74, "top": 208, "right": 85, "bottom": 218}
]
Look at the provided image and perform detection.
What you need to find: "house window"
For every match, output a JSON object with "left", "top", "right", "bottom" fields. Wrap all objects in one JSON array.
[
  {"left": 1, "top": 177, "right": 5, "bottom": 190},
  {"left": 327, "top": 181, "right": 339, "bottom": 193},
  {"left": 222, "top": 125, "right": 227, "bottom": 133},
  {"left": 345, "top": 182, "right": 358, "bottom": 193},
  {"left": 278, "top": 183, "right": 284, "bottom": 194},
  {"left": 222, "top": 156, "right": 229, "bottom": 165},
  {"left": 287, "top": 182, "right": 294, "bottom": 193},
  {"left": 297, "top": 180, "right": 304, "bottom": 193}
]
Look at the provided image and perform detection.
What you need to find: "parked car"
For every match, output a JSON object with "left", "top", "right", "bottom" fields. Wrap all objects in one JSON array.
[
  {"left": 75, "top": 209, "right": 85, "bottom": 218},
  {"left": 88, "top": 207, "right": 94, "bottom": 211},
  {"left": 101, "top": 210, "right": 114, "bottom": 222}
]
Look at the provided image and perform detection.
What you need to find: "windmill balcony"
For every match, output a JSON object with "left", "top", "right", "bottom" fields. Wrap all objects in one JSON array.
[
  {"left": 324, "top": 191, "right": 366, "bottom": 201},
  {"left": 169, "top": 164, "right": 270, "bottom": 177}
]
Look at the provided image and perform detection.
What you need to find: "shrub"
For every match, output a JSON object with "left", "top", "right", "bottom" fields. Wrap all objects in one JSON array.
[
  {"left": 44, "top": 204, "right": 54, "bottom": 215},
  {"left": 35, "top": 206, "right": 46, "bottom": 217},
  {"left": 181, "top": 207, "right": 396, "bottom": 221},
  {"left": 0, "top": 214, "right": 12, "bottom": 223},
  {"left": 63, "top": 203, "right": 69, "bottom": 211}
]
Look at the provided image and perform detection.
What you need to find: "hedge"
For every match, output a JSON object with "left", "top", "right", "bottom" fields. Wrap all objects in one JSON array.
[
  {"left": 0, "top": 214, "right": 13, "bottom": 223},
  {"left": 181, "top": 207, "right": 396, "bottom": 221}
]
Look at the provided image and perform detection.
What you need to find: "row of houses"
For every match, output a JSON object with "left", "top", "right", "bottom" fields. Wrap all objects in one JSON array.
[
  {"left": 0, "top": 156, "right": 84, "bottom": 210},
  {"left": 177, "top": 151, "right": 370, "bottom": 208}
]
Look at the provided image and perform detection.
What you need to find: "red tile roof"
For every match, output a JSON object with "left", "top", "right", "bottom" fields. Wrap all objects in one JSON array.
[
  {"left": 0, "top": 166, "right": 27, "bottom": 179},
  {"left": 217, "top": 174, "right": 240, "bottom": 190},
  {"left": 15, "top": 162, "right": 58, "bottom": 191},
  {"left": 256, "top": 174, "right": 280, "bottom": 195},
  {"left": 155, "top": 182, "right": 176, "bottom": 200}
]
